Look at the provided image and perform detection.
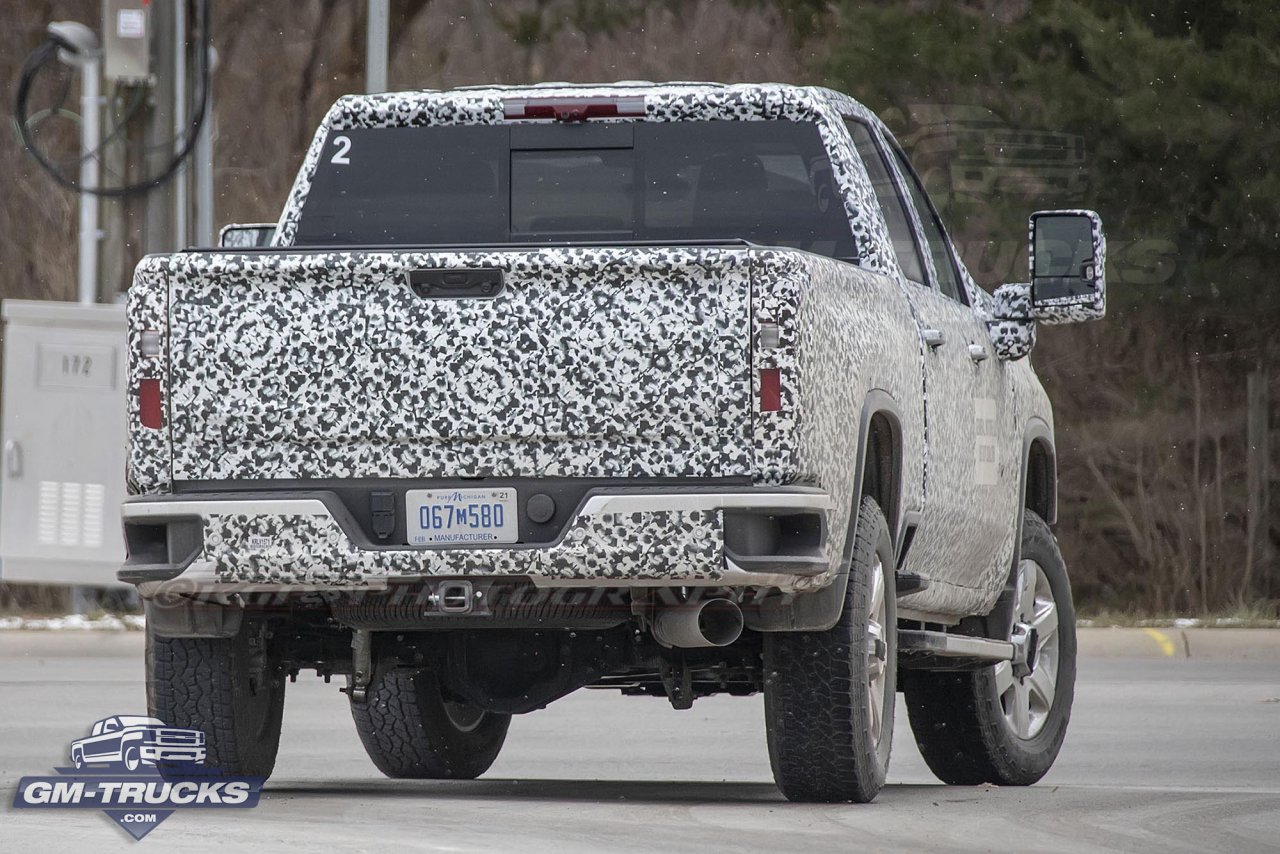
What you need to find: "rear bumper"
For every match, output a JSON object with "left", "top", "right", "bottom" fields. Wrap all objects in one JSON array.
[{"left": 121, "top": 487, "right": 835, "bottom": 595}]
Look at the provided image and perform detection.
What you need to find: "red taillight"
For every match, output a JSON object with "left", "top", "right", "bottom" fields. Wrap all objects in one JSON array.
[
  {"left": 503, "top": 97, "right": 645, "bottom": 122},
  {"left": 139, "top": 379, "right": 163, "bottom": 429},
  {"left": 759, "top": 368, "right": 781, "bottom": 412}
]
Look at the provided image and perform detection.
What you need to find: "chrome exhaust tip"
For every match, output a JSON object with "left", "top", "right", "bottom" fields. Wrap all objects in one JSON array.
[{"left": 652, "top": 598, "right": 744, "bottom": 648}]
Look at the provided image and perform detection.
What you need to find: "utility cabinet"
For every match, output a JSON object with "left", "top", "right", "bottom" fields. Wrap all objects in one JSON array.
[{"left": 0, "top": 300, "right": 128, "bottom": 587}]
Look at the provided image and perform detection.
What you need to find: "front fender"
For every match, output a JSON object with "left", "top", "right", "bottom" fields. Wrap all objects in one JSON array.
[{"left": 1014, "top": 417, "right": 1057, "bottom": 560}]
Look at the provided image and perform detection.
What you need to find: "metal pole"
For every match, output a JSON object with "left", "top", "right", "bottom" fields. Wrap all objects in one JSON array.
[
  {"left": 1246, "top": 368, "right": 1273, "bottom": 598},
  {"left": 366, "top": 0, "right": 389, "bottom": 94},
  {"left": 195, "top": 47, "right": 215, "bottom": 246},
  {"left": 142, "top": 0, "right": 176, "bottom": 259},
  {"left": 73, "top": 37, "right": 100, "bottom": 608},
  {"left": 173, "top": 0, "right": 187, "bottom": 249},
  {"left": 78, "top": 55, "right": 101, "bottom": 305}
]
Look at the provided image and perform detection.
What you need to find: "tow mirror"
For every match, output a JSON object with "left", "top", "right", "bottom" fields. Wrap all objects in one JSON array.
[
  {"left": 989, "top": 282, "right": 1035, "bottom": 362},
  {"left": 1029, "top": 210, "right": 1105, "bottom": 323},
  {"left": 218, "top": 223, "right": 277, "bottom": 248}
]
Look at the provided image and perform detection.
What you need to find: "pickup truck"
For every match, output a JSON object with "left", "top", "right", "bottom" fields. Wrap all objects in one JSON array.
[
  {"left": 122, "top": 82, "right": 1105, "bottom": 802},
  {"left": 70, "top": 716, "right": 206, "bottom": 771}
]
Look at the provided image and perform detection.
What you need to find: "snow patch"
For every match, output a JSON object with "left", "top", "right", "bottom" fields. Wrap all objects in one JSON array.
[{"left": 0, "top": 614, "right": 145, "bottom": 631}]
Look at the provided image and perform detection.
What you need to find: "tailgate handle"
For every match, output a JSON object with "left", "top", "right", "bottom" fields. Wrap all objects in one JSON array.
[{"left": 406, "top": 268, "right": 505, "bottom": 299}]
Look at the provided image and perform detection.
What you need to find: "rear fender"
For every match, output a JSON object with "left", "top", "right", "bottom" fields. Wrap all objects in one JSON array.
[
  {"left": 746, "top": 390, "right": 904, "bottom": 632},
  {"left": 126, "top": 255, "right": 173, "bottom": 495}
]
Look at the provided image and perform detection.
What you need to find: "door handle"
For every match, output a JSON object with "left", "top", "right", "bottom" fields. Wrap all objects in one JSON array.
[
  {"left": 406, "top": 267, "right": 505, "bottom": 299},
  {"left": 922, "top": 328, "right": 945, "bottom": 349},
  {"left": 967, "top": 343, "right": 990, "bottom": 363},
  {"left": 4, "top": 440, "right": 21, "bottom": 478}
]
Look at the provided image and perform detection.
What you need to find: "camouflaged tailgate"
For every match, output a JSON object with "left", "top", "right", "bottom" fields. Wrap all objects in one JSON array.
[{"left": 165, "top": 246, "right": 755, "bottom": 481}]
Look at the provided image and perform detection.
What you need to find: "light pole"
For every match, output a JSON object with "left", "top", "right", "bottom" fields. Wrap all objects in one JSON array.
[
  {"left": 367, "top": 0, "right": 389, "bottom": 93},
  {"left": 46, "top": 22, "right": 102, "bottom": 306}
]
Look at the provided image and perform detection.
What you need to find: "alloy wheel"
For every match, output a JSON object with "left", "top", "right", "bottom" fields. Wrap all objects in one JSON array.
[{"left": 993, "top": 559, "right": 1060, "bottom": 740}]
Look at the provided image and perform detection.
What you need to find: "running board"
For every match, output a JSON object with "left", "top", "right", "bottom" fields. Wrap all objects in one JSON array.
[
  {"left": 898, "top": 629, "right": 1013, "bottom": 670},
  {"left": 894, "top": 572, "right": 929, "bottom": 596}
]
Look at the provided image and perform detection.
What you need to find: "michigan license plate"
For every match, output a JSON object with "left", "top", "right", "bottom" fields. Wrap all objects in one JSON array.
[{"left": 406, "top": 488, "right": 518, "bottom": 546}]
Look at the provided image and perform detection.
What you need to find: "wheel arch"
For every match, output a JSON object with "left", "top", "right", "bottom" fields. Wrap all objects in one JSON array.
[
  {"left": 1019, "top": 418, "right": 1057, "bottom": 530},
  {"left": 747, "top": 389, "right": 906, "bottom": 633},
  {"left": 853, "top": 391, "right": 906, "bottom": 547},
  {"left": 1011, "top": 417, "right": 1058, "bottom": 578}
]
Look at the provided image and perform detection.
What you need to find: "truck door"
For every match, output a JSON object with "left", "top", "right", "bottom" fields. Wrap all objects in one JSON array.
[{"left": 845, "top": 120, "right": 1018, "bottom": 598}]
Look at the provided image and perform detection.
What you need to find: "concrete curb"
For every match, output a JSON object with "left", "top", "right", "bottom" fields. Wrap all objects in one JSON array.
[{"left": 1077, "top": 627, "right": 1280, "bottom": 661}]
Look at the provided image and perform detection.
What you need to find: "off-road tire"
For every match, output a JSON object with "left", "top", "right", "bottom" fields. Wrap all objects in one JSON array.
[
  {"left": 146, "top": 620, "right": 286, "bottom": 778},
  {"left": 763, "top": 495, "right": 897, "bottom": 803},
  {"left": 903, "top": 510, "right": 1076, "bottom": 786},
  {"left": 351, "top": 667, "right": 511, "bottom": 779}
]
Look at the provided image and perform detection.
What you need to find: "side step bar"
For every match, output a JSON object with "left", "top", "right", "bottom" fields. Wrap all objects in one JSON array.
[
  {"left": 898, "top": 629, "right": 1013, "bottom": 671},
  {"left": 894, "top": 572, "right": 929, "bottom": 596}
]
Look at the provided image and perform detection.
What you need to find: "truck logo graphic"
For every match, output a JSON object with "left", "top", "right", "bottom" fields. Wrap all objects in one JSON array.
[
  {"left": 69, "top": 716, "right": 207, "bottom": 771},
  {"left": 13, "top": 714, "right": 260, "bottom": 841}
]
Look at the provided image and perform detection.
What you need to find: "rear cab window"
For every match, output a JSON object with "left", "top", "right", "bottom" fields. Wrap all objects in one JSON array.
[{"left": 294, "top": 120, "right": 858, "bottom": 260}]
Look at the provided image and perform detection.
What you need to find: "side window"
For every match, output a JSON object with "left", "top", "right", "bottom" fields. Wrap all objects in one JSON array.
[
  {"left": 888, "top": 143, "right": 967, "bottom": 303},
  {"left": 844, "top": 119, "right": 926, "bottom": 284},
  {"left": 845, "top": 119, "right": 925, "bottom": 285}
]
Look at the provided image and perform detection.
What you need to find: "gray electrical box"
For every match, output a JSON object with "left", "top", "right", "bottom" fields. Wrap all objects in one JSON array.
[
  {"left": 0, "top": 300, "right": 127, "bottom": 588},
  {"left": 103, "top": 0, "right": 152, "bottom": 83}
]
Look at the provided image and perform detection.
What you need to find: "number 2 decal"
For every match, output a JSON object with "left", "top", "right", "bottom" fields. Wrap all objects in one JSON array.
[{"left": 330, "top": 135, "right": 351, "bottom": 165}]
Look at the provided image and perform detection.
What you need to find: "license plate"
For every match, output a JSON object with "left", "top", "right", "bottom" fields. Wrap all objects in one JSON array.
[{"left": 406, "top": 488, "right": 518, "bottom": 546}]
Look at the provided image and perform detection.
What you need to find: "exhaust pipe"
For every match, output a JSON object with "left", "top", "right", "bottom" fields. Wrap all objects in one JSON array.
[{"left": 652, "top": 598, "right": 744, "bottom": 648}]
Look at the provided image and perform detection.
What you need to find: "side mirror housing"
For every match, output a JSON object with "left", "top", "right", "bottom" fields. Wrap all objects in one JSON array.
[
  {"left": 1029, "top": 209, "right": 1106, "bottom": 323},
  {"left": 989, "top": 283, "right": 1036, "bottom": 362},
  {"left": 218, "top": 223, "right": 277, "bottom": 248}
]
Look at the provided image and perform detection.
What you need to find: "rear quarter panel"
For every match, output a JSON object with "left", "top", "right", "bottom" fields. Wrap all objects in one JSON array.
[
  {"left": 754, "top": 249, "right": 925, "bottom": 591},
  {"left": 127, "top": 256, "right": 172, "bottom": 494}
]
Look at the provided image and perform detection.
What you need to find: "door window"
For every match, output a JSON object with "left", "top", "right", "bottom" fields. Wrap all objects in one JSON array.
[
  {"left": 888, "top": 143, "right": 967, "bottom": 303},
  {"left": 845, "top": 119, "right": 926, "bottom": 285}
]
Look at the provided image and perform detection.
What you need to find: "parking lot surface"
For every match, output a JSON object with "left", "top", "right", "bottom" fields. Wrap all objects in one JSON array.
[{"left": 2, "top": 629, "right": 1277, "bottom": 852}]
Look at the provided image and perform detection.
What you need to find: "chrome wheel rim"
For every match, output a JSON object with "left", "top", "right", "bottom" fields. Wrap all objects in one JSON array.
[
  {"left": 994, "top": 559, "right": 1060, "bottom": 740},
  {"left": 866, "top": 557, "right": 888, "bottom": 746}
]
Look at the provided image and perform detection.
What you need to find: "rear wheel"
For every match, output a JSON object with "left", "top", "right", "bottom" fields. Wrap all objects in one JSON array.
[
  {"left": 763, "top": 495, "right": 897, "bottom": 803},
  {"left": 903, "top": 510, "right": 1076, "bottom": 785},
  {"left": 351, "top": 667, "right": 511, "bottom": 779},
  {"left": 146, "top": 618, "right": 286, "bottom": 778}
]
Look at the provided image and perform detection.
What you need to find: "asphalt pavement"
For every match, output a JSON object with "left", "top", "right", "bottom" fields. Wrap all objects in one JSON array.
[{"left": 1, "top": 628, "right": 1277, "bottom": 853}]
